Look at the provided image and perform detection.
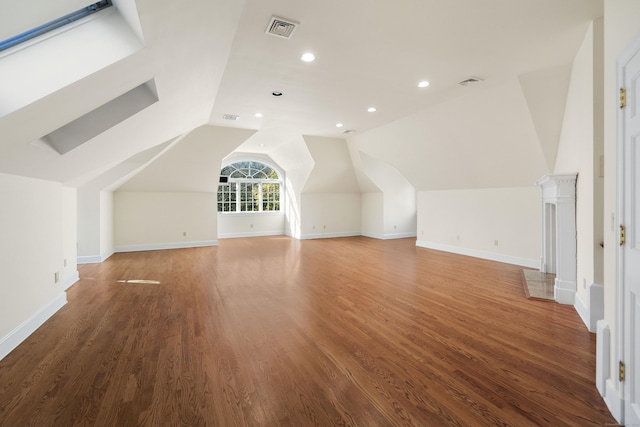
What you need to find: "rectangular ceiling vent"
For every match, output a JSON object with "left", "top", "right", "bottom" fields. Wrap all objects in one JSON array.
[
  {"left": 223, "top": 114, "right": 240, "bottom": 121},
  {"left": 266, "top": 16, "right": 298, "bottom": 39},
  {"left": 342, "top": 129, "right": 357, "bottom": 134},
  {"left": 458, "top": 76, "right": 485, "bottom": 87}
]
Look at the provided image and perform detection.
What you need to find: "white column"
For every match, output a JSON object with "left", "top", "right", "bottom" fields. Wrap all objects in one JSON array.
[{"left": 535, "top": 174, "right": 577, "bottom": 305}]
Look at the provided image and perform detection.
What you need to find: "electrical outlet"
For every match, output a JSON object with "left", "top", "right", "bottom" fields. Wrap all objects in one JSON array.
[
  {"left": 323, "top": 225, "right": 326, "bottom": 229},
  {"left": 494, "top": 240, "right": 499, "bottom": 246},
  {"left": 54, "top": 272, "right": 59, "bottom": 283},
  {"left": 394, "top": 225, "right": 397, "bottom": 230},
  {"left": 250, "top": 224, "right": 254, "bottom": 228},
  {"left": 183, "top": 231, "right": 187, "bottom": 237},
  {"left": 63, "top": 258, "right": 67, "bottom": 267},
  {"left": 456, "top": 235, "right": 460, "bottom": 240}
]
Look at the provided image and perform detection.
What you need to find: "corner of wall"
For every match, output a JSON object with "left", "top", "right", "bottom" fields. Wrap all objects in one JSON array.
[{"left": 0, "top": 293, "right": 67, "bottom": 361}]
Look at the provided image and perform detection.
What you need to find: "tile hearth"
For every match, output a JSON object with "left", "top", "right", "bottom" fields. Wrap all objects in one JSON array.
[{"left": 521, "top": 270, "right": 555, "bottom": 301}]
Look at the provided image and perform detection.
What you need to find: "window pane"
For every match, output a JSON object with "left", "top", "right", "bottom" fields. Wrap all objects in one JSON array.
[
  {"left": 240, "top": 183, "right": 259, "bottom": 212},
  {"left": 262, "top": 183, "right": 280, "bottom": 211},
  {"left": 217, "top": 183, "right": 236, "bottom": 212}
]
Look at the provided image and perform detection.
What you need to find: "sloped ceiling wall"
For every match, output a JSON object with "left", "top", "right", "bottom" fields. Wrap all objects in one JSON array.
[
  {"left": 301, "top": 136, "right": 360, "bottom": 193},
  {"left": 0, "top": 0, "right": 245, "bottom": 186},
  {"left": 348, "top": 76, "right": 560, "bottom": 191},
  {"left": 116, "top": 125, "right": 256, "bottom": 192}
]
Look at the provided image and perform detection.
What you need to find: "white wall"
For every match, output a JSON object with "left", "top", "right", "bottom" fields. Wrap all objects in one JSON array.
[
  {"left": 0, "top": 173, "right": 67, "bottom": 360},
  {"left": 100, "top": 191, "right": 114, "bottom": 259},
  {"left": 357, "top": 152, "right": 416, "bottom": 239},
  {"left": 361, "top": 193, "right": 384, "bottom": 238},
  {"left": 269, "top": 136, "right": 314, "bottom": 238},
  {"left": 77, "top": 187, "right": 101, "bottom": 262},
  {"left": 113, "top": 125, "right": 251, "bottom": 248},
  {"left": 62, "top": 187, "right": 78, "bottom": 289},
  {"left": 416, "top": 187, "right": 541, "bottom": 267},
  {"left": 300, "top": 193, "right": 361, "bottom": 239},
  {"left": 218, "top": 213, "right": 285, "bottom": 238},
  {"left": 554, "top": 20, "right": 604, "bottom": 332},
  {"left": 114, "top": 192, "right": 217, "bottom": 251}
]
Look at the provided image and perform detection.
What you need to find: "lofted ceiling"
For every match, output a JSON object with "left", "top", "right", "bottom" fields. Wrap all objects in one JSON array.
[
  {"left": 209, "top": 0, "right": 603, "bottom": 152},
  {"left": 0, "top": 0, "right": 603, "bottom": 186}
]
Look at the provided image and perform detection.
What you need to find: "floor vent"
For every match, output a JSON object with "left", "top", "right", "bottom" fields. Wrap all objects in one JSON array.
[{"left": 266, "top": 16, "right": 298, "bottom": 39}]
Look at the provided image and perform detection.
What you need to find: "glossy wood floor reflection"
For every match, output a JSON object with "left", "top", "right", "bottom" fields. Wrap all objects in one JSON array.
[{"left": 0, "top": 237, "right": 616, "bottom": 426}]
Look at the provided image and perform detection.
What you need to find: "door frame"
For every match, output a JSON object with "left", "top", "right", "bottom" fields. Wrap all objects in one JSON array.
[{"left": 615, "top": 31, "right": 640, "bottom": 425}]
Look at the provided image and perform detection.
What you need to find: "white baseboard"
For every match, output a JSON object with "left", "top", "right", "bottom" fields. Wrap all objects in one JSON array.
[
  {"left": 0, "top": 293, "right": 67, "bottom": 361},
  {"left": 575, "top": 283, "right": 604, "bottom": 333},
  {"left": 554, "top": 279, "right": 576, "bottom": 305},
  {"left": 574, "top": 292, "right": 590, "bottom": 331},
  {"left": 362, "top": 232, "right": 417, "bottom": 240},
  {"left": 77, "top": 251, "right": 113, "bottom": 264},
  {"left": 218, "top": 231, "right": 285, "bottom": 239},
  {"left": 604, "top": 378, "right": 624, "bottom": 424},
  {"left": 115, "top": 240, "right": 218, "bottom": 253},
  {"left": 63, "top": 271, "right": 80, "bottom": 291},
  {"left": 596, "top": 320, "right": 610, "bottom": 396},
  {"left": 415, "top": 240, "right": 538, "bottom": 268},
  {"left": 300, "top": 231, "right": 361, "bottom": 240}
]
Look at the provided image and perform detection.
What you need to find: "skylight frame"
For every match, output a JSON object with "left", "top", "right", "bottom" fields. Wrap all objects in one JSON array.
[{"left": 0, "top": 0, "right": 113, "bottom": 53}]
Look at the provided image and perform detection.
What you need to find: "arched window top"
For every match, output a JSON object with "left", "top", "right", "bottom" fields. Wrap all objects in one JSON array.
[
  {"left": 221, "top": 161, "right": 279, "bottom": 180},
  {"left": 218, "top": 160, "right": 283, "bottom": 213}
]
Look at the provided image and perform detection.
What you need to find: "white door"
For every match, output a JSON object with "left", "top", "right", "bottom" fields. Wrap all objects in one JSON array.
[{"left": 622, "top": 40, "right": 640, "bottom": 426}]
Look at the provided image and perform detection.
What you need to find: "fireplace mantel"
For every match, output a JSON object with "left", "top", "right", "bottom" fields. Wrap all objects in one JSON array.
[{"left": 535, "top": 174, "right": 577, "bottom": 305}]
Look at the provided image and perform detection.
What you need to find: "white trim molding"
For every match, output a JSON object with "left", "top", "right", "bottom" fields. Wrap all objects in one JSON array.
[
  {"left": 596, "top": 320, "right": 610, "bottom": 396},
  {"left": 63, "top": 271, "right": 80, "bottom": 291},
  {"left": 218, "top": 231, "right": 285, "bottom": 239},
  {"left": 300, "top": 231, "right": 361, "bottom": 240},
  {"left": 115, "top": 240, "right": 218, "bottom": 253},
  {"left": 415, "top": 240, "right": 538, "bottom": 268},
  {"left": 0, "top": 293, "right": 67, "bottom": 361},
  {"left": 77, "top": 251, "right": 114, "bottom": 264},
  {"left": 535, "top": 174, "right": 578, "bottom": 305},
  {"left": 575, "top": 283, "right": 604, "bottom": 333},
  {"left": 361, "top": 232, "right": 418, "bottom": 240}
]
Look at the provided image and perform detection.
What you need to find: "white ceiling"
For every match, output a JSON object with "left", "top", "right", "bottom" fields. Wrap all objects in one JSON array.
[
  {"left": 0, "top": 0, "right": 603, "bottom": 185},
  {"left": 209, "top": 0, "right": 603, "bottom": 151}
]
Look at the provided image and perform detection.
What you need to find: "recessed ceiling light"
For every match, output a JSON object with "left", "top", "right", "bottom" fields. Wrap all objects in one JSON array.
[
  {"left": 301, "top": 52, "right": 315, "bottom": 62},
  {"left": 272, "top": 91, "right": 283, "bottom": 96},
  {"left": 418, "top": 81, "right": 430, "bottom": 88},
  {"left": 336, "top": 123, "right": 343, "bottom": 128},
  {"left": 255, "top": 113, "right": 263, "bottom": 118},
  {"left": 367, "top": 107, "right": 377, "bottom": 113}
]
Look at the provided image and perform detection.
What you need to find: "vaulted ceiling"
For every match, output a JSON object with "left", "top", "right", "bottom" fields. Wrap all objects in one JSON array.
[{"left": 0, "top": 0, "right": 603, "bottom": 189}]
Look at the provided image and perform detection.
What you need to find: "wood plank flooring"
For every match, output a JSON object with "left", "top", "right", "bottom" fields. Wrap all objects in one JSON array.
[{"left": 0, "top": 236, "right": 616, "bottom": 426}]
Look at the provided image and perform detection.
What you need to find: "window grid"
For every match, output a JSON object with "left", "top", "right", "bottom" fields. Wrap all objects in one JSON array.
[{"left": 218, "top": 161, "right": 282, "bottom": 213}]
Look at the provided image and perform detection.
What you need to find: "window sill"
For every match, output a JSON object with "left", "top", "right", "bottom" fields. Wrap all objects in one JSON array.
[{"left": 217, "top": 211, "right": 284, "bottom": 217}]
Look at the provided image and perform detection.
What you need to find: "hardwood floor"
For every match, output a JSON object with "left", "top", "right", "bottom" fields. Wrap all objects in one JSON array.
[{"left": 0, "top": 237, "right": 616, "bottom": 426}]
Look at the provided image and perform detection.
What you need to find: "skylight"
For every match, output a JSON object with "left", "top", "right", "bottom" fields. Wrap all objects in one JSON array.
[{"left": 0, "top": 0, "right": 112, "bottom": 52}]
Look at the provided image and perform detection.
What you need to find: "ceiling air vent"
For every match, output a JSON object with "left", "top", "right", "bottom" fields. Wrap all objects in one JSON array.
[
  {"left": 223, "top": 114, "right": 240, "bottom": 121},
  {"left": 458, "top": 76, "right": 484, "bottom": 87},
  {"left": 266, "top": 16, "right": 298, "bottom": 39},
  {"left": 342, "top": 129, "right": 357, "bottom": 134}
]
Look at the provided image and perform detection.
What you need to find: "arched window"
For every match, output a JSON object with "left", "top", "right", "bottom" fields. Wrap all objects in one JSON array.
[{"left": 217, "top": 161, "right": 282, "bottom": 213}]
